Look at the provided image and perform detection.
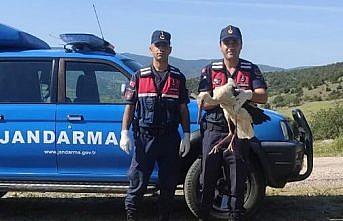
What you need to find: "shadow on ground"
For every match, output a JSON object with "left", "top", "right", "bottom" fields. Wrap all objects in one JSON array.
[{"left": 0, "top": 194, "right": 342, "bottom": 221}]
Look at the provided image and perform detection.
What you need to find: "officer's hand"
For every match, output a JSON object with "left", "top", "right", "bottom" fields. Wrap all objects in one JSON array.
[
  {"left": 119, "top": 130, "right": 132, "bottom": 154},
  {"left": 233, "top": 89, "right": 253, "bottom": 113},
  {"left": 179, "top": 132, "right": 191, "bottom": 158}
]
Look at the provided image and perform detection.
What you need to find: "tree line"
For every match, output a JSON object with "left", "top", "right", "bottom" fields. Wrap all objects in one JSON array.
[{"left": 186, "top": 62, "right": 343, "bottom": 107}]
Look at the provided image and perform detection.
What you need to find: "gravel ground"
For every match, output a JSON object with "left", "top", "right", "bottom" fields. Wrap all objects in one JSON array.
[{"left": 0, "top": 157, "right": 342, "bottom": 221}]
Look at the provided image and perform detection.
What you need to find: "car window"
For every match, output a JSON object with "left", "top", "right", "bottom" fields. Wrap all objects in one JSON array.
[
  {"left": 0, "top": 61, "right": 52, "bottom": 103},
  {"left": 65, "top": 61, "right": 129, "bottom": 104}
]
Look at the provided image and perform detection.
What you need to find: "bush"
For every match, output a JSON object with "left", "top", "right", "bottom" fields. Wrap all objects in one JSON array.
[
  {"left": 310, "top": 105, "right": 343, "bottom": 140},
  {"left": 332, "top": 136, "right": 343, "bottom": 154},
  {"left": 272, "top": 95, "right": 285, "bottom": 107}
]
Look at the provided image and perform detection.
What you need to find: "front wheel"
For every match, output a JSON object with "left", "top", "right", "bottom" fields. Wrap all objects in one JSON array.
[{"left": 184, "top": 158, "right": 266, "bottom": 219}]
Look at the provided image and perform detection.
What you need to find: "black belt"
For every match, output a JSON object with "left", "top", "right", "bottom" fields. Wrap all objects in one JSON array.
[
  {"left": 205, "top": 123, "right": 229, "bottom": 132},
  {"left": 139, "top": 127, "right": 177, "bottom": 136}
]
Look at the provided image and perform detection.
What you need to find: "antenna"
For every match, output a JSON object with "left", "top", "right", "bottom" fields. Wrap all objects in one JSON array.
[{"left": 93, "top": 3, "right": 104, "bottom": 40}]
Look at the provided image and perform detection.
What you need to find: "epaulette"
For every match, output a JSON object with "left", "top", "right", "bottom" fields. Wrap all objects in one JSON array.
[
  {"left": 240, "top": 60, "right": 252, "bottom": 70},
  {"left": 139, "top": 67, "right": 152, "bottom": 76},
  {"left": 211, "top": 61, "right": 224, "bottom": 70}
]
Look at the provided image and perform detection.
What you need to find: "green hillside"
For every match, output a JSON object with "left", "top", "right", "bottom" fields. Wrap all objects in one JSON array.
[
  {"left": 274, "top": 99, "right": 343, "bottom": 120},
  {"left": 122, "top": 53, "right": 284, "bottom": 78},
  {"left": 265, "top": 62, "right": 343, "bottom": 107},
  {"left": 187, "top": 62, "right": 343, "bottom": 108}
]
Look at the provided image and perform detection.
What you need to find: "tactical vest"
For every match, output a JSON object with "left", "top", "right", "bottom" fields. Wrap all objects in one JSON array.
[
  {"left": 136, "top": 66, "right": 181, "bottom": 129},
  {"left": 205, "top": 60, "right": 254, "bottom": 127}
]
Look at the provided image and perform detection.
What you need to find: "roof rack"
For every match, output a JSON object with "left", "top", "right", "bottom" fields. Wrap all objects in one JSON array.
[{"left": 60, "top": 33, "right": 115, "bottom": 54}]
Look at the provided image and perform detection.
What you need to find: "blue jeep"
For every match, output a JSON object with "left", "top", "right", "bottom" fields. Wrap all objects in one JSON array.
[{"left": 0, "top": 24, "right": 313, "bottom": 219}]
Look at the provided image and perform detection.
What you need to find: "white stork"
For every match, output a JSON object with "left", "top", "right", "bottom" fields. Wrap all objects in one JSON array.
[{"left": 197, "top": 78, "right": 269, "bottom": 154}]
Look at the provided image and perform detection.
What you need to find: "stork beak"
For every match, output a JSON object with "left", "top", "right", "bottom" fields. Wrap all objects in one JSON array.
[{"left": 232, "top": 86, "right": 239, "bottom": 96}]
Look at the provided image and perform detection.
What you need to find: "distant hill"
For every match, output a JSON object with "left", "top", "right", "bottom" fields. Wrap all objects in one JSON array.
[
  {"left": 185, "top": 61, "right": 343, "bottom": 107},
  {"left": 264, "top": 62, "right": 343, "bottom": 95},
  {"left": 122, "top": 53, "right": 284, "bottom": 78}
]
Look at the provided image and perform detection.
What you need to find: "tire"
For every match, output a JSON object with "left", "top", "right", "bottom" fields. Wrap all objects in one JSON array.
[
  {"left": 184, "top": 158, "right": 266, "bottom": 220},
  {"left": 184, "top": 158, "right": 202, "bottom": 218}
]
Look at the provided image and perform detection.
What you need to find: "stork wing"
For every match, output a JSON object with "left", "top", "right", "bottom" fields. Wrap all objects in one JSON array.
[{"left": 243, "top": 103, "right": 271, "bottom": 125}]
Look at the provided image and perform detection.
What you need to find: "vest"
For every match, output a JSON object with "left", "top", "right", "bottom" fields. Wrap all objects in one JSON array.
[
  {"left": 205, "top": 60, "right": 254, "bottom": 127},
  {"left": 136, "top": 66, "right": 181, "bottom": 128}
]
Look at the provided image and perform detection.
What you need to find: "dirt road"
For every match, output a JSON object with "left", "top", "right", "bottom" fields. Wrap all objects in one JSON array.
[{"left": 0, "top": 157, "right": 342, "bottom": 221}]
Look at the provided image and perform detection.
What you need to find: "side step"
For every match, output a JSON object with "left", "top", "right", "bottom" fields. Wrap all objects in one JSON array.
[{"left": 0, "top": 181, "right": 158, "bottom": 194}]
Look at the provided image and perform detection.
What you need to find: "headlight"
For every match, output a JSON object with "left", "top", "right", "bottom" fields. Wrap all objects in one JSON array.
[{"left": 280, "top": 121, "right": 290, "bottom": 140}]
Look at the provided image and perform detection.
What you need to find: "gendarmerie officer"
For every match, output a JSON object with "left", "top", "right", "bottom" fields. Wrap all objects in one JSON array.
[
  {"left": 198, "top": 25, "right": 268, "bottom": 221},
  {"left": 120, "top": 30, "right": 191, "bottom": 221}
]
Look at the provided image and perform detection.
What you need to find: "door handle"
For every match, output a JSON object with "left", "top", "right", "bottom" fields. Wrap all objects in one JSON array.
[
  {"left": 0, "top": 115, "right": 4, "bottom": 121},
  {"left": 67, "top": 115, "right": 84, "bottom": 121}
]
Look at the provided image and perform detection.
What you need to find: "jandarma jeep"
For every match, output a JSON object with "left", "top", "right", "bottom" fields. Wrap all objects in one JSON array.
[{"left": 0, "top": 24, "right": 313, "bottom": 219}]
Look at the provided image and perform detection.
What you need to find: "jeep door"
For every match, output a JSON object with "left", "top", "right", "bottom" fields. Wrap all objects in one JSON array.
[
  {"left": 56, "top": 59, "right": 131, "bottom": 181},
  {"left": 0, "top": 59, "right": 57, "bottom": 178}
]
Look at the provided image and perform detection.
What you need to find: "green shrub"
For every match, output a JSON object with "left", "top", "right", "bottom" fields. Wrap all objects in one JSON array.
[
  {"left": 310, "top": 105, "right": 343, "bottom": 140},
  {"left": 332, "top": 136, "right": 343, "bottom": 155},
  {"left": 272, "top": 95, "right": 285, "bottom": 107}
]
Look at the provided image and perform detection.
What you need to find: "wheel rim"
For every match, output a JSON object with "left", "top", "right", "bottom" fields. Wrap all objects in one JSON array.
[{"left": 211, "top": 174, "right": 252, "bottom": 213}]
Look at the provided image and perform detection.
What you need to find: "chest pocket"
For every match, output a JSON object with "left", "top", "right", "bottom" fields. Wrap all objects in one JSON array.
[
  {"left": 140, "top": 96, "right": 158, "bottom": 124},
  {"left": 164, "top": 98, "right": 179, "bottom": 125},
  {"left": 236, "top": 71, "right": 251, "bottom": 89}
]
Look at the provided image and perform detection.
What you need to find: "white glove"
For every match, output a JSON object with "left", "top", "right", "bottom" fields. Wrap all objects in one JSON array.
[
  {"left": 179, "top": 132, "right": 191, "bottom": 158},
  {"left": 234, "top": 89, "right": 253, "bottom": 113},
  {"left": 119, "top": 130, "right": 132, "bottom": 154}
]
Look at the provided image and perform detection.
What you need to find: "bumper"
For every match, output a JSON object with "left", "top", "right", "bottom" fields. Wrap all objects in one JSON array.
[
  {"left": 261, "top": 109, "right": 313, "bottom": 187},
  {"left": 261, "top": 140, "right": 305, "bottom": 187}
]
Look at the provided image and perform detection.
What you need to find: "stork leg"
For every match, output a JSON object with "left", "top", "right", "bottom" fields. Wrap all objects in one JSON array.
[
  {"left": 224, "top": 118, "right": 237, "bottom": 153},
  {"left": 224, "top": 129, "right": 236, "bottom": 153},
  {"left": 208, "top": 132, "right": 233, "bottom": 155}
]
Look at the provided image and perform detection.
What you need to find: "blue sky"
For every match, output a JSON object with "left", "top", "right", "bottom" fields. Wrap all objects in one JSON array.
[{"left": 1, "top": 0, "right": 342, "bottom": 68}]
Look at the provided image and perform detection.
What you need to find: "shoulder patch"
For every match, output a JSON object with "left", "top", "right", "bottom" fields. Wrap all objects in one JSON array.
[
  {"left": 140, "top": 67, "right": 152, "bottom": 76},
  {"left": 169, "top": 66, "right": 178, "bottom": 71},
  {"left": 240, "top": 65, "right": 252, "bottom": 69},
  {"left": 240, "top": 59, "right": 252, "bottom": 69},
  {"left": 211, "top": 61, "right": 224, "bottom": 70},
  {"left": 170, "top": 70, "right": 181, "bottom": 76},
  {"left": 240, "top": 61, "right": 252, "bottom": 65},
  {"left": 169, "top": 65, "right": 182, "bottom": 76},
  {"left": 140, "top": 67, "right": 151, "bottom": 71}
]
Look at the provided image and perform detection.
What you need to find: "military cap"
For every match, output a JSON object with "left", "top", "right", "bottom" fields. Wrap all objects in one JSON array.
[
  {"left": 220, "top": 25, "right": 242, "bottom": 42},
  {"left": 151, "top": 30, "right": 171, "bottom": 45}
]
